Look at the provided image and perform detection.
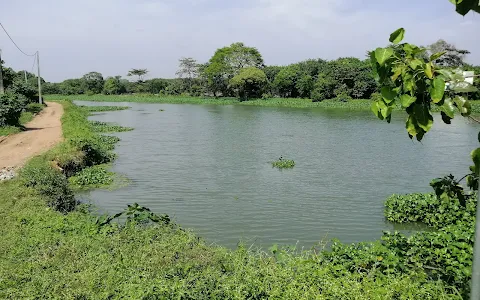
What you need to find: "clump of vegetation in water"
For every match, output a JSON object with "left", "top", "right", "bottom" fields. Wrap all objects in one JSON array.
[
  {"left": 272, "top": 156, "right": 295, "bottom": 169},
  {"left": 69, "top": 164, "right": 115, "bottom": 189},
  {"left": 80, "top": 105, "right": 130, "bottom": 112},
  {"left": 90, "top": 120, "right": 133, "bottom": 133}
]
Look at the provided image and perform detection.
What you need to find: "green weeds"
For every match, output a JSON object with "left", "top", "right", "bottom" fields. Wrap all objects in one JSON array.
[
  {"left": 90, "top": 121, "right": 133, "bottom": 133},
  {"left": 47, "top": 94, "right": 480, "bottom": 112},
  {"left": 80, "top": 105, "right": 131, "bottom": 112},
  {"left": 272, "top": 157, "right": 295, "bottom": 169}
]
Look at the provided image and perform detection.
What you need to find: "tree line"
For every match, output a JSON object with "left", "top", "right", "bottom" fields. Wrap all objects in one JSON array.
[{"left": 35, "top": 40, "right": 480, "bottom": 101}]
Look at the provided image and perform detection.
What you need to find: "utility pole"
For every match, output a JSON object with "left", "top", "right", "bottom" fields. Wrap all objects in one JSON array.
[
  {"left": 24, "top": 70, "right": 27, "bottom": 83},
  {"left": 36, "top": 51, "right": 42, "bottom": 104},
  {"left": 0, "top": 49, "right": 4, "bottom": 94}
]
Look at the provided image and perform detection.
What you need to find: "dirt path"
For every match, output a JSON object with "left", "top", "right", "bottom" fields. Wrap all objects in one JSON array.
[{"left": 0, "top": 102, "right": 64, "bottom": 170}]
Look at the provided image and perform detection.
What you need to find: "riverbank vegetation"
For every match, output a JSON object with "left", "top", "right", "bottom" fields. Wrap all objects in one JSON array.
[{"left": 0, "top": 100, "right": 466, "bottom": 298}]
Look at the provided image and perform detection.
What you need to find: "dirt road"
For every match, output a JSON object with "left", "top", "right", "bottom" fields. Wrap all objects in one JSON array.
[{"left": 0, "top": 102, "right": 64, "bottom": 170}]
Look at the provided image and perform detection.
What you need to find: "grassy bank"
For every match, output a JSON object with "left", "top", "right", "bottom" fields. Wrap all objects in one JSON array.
[
  {"left": 0, "top": 100, "right": 461, "bottom": 298},
  {"left": 46, "top": 94, "right": 375, "bottom": 109},
  {"left": 44, "top": 94, "right": 480, "bottom": 112}
]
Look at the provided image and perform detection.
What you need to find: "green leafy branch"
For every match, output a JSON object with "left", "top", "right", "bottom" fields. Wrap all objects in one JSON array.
[{"left": 96, "top": 203, "right": 171, "bottom": 227}]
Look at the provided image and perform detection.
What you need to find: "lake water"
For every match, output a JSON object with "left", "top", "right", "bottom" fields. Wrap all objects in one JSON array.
[{"left": 77, "top": 101, "right": 479, "bottom": 249}]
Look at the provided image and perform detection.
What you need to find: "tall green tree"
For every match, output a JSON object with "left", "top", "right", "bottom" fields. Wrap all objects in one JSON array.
[
  {"left": 229, "top": 67, "right": 267, "bottom": 101},
  {"left": 82, "top": 72, "right": 104, "bottom": 94},
  {"left": 204, "top": 42, "right": 264, "bottom": 96},
  {"left": 103, "top": 76, "right": 126, "bottom": 95},
  {"left": 176, "top": 57, "right": 199, "bottom": 93},
  {"left": 273, "top": 66, "right": 300, "bottom": 98},
  {"left": 127, "top": 69, "right": 148, "bottom": 83}
]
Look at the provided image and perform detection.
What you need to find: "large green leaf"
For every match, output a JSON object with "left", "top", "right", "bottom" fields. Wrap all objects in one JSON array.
[
  {"left": 400, "top": 94, "right": 416, "bottom": 108},
  {"left": 413, "top": 103, "right": 433, "bottom": 132},
  {"left": 441, "top": 111, "right": 452, "bottom": 124},
  {"left": 454, "top": 0, "right": 480, "bottom": 15},
  {"left": 381, "top": 86, "right": 397, "bottom": 104},
  {"left": 391, "top": 66, "right": 403, "bottom": 81},
  {"left": 454, "top": 96, "right": 471, "bottom": 116},
  {"left": 371, "top": 101, "right": 384, "bottom": 120},
  {"left": 406, "top": 115, "right": 420, "bottom": 138},
  {"left": 471, "top": 148, "right": 480, "bottom": 174},
  {"left": 430, "top": 51, "right": 446, "bottom": 61},
  {"left": 389, "top": 28, "right": 405, "bottom": 44},
  {"left": 402, "top": 72, "right": 415, "bottom": 93},
  {"left": 375, "top": 48, "right": 394, "bottom": 66},
  {"left": 436, "top": 69, "right": 453, "bottom": 80},
  {"left": 440, "top": 97, "right": 455, "bottom": 118},
  {"left": 409, "top": 59, "right": 422, "bottom": 70},
  {"left": 451, "top": 83, "right": 478, "bottom": 93},
  {"left": 429, "top": 77, "right": 445, "bottom": 103},
  {"left": 424, "top": 63, "right": 433, "bottom": 79}
]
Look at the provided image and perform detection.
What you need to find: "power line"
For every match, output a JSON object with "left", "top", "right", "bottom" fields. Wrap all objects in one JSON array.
[
  {"left": 0, "top": 22, "right": 37, "bottom": 57},
  {"left": 30, "top": 52, "right": 37, "bottom": 74}
]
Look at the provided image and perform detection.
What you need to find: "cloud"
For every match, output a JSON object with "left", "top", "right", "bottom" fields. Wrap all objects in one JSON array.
[{"left": 0, "top": 0, "right": 478, "bottom": 82}]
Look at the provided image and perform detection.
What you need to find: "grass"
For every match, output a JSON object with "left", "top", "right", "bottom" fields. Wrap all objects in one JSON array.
[
  {"left": 272, "top": 157, "right": 296, "bottom": 169},
  {"left": 46, "top": 94, "right": 480, "bottom": 113},
  {"left": 0, "top": 100, "right": 461, "bottom": 298},
  {"left": 90, "top": 120, "right": 134, "bottom": 133}
]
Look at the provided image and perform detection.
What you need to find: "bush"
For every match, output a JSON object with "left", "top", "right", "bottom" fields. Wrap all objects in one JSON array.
[
  {"left": 385, "top": 192, "right": 477, "bottom": 228},
  {"left": 25, "top": 103, "right": 45, "bottom": 114},
  {"left": 7, "top": 81, "right": 37, "bottom": 102},
  {"left": 20, "top": 159, "right": 76, "bottom": 213},
  {"left": 333, "top": 92, "right": 353, "bottom": 102},
  {"left": 0, "top": 92, "right": 26, "bottom": 126}
]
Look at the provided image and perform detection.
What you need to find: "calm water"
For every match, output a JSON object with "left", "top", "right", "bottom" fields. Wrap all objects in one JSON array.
[{"left": 77, "top": 101, "right": 479, "bottom": 248}]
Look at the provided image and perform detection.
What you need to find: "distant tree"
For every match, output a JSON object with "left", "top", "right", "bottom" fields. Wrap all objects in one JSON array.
[
  {"left": 427, "top": 39, "right": 470, "bottom": 68},
  {"left": 82, "top": 72, "right": 104, "bottom": 94},
  {"left": 42, "top": 82, "right": 61, "bottom": 94},
  {"left": 204, "top": 42, "right": 264, "bottom": 96},
  {"left": 60, "top": 79, "right": 85, "bottom": 95},
  {"left": 103, "top": 76, "right": 126, "bottom": 95},
  {"left": 145, "top": 78, "right": 169, "bottom": 94},
  {"left": 273, "top": 66, "right": 300, "bottom": 98},
  {"left": 176, "top": 57, "right": 199, "bottom": 92},
  {"left": 229, "top": 67, "right": 267, "bottom": 101},
  {"left": 311, "top": 57, "right": 376, "bottom": 101},
  {"left": 127, "top": 69, "right": 148, "bottom": 82},
  {"left": 296, "top": 74, "right": 314, "bottom": 98}
]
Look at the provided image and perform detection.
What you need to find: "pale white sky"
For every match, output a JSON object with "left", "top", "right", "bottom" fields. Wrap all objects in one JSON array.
[{"left": 1, "top": 0, "right": 479, "bottom": 82}]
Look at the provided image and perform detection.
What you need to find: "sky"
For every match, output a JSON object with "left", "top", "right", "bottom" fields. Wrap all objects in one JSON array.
[{"left": 0, "top": 0, "right": 479, "bottom": 82}]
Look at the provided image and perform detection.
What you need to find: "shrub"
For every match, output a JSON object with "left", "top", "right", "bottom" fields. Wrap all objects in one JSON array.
[
  {"left": 0, "top": 92, "right": 26, "bottom": 126},
  {"left": 7, "top": 81, "right": 37, "bottom": 102},
  {"left": 20, "top": 159, "right": 76, "bottom": 213},
  {"left": 333, "top": 92, "right": 353, "bottom": 102},
  {"left": 25, "top": 103, "right": 45, "bottom": 114}
]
